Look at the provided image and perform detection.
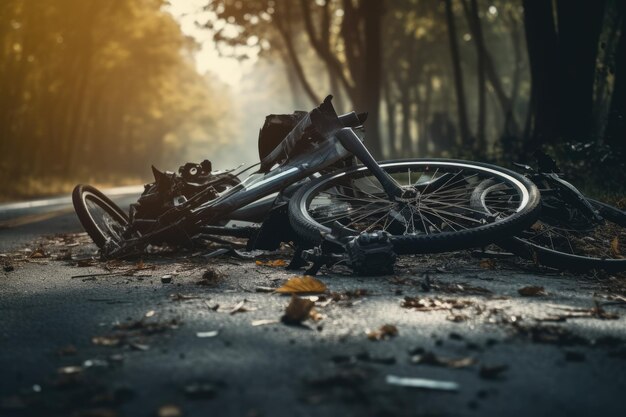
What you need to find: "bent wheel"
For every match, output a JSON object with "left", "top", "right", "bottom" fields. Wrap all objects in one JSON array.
[
  {"left": 288, "top": 159, "right": 541, "bottom": 254},
  {"left": 72, "top": 184, "right": 130, "bottom": 249}
]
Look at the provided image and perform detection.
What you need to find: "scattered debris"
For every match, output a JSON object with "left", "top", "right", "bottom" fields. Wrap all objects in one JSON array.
[
  {"left": 57, "top": 365, "right": 83, "bottom": 375},
  {"left": 564, "top": 351, "right": 586, "bottom": 362},
  {"left": 183, "top": 382, "right": 217, "bottom": 400},
  {"left": 281, "top": 295, "right": 315, "bottom": 325},
  {"left": 229, "top": 300, "right": 248, "bottom": 315},
  {"left": 196, "top": 331, "right": 219, "bottom": 338},
  {"left": 170, "top": 293, "right": 199, "bottom": 301},
  {"left": 157, "top": 404, "right": 183, "bottom": 417},
  {"left": 251, "top": 319, "right": 279, "bottom": 326},
  {"left": 479, "top": 259, "right": 496, "bottom": 269},
  {"left": 385, "top": 375, "right": 459, "bottom": 391},
  {"left": 130, "top": 343, "right": 150, "bottom": 351},
  {"left": 275, "top": 276, "right": 327, "bottom": 294},
  {"left": 367, "top": 324, "right": 398, "bottom": 341},
  {"left": 57, "top": 344, "right": 78, "bottom": 356},
  {"left": 255, "top": 259, "right": 287, "bottom": 267},
  {"left": 354, "top": 352, "right": 396, "bottom": 365},
  {"left": 91, "top": 336, "right": 122, "bottom": 347},
  {"left": 255, "top": 286, "right": 275, "bottom": 293},
  {"left": 145, "top": 310, "right": 156, "bottom": 318},
  {"left": 479, "top": 364, "right": 508, "bottom": 380},
  {"left": 161, "top": 275, "right": 173, "bottom": 284},
  {"left": 518, "top": 286, "right": 546, "bottom": 297},
  {"left": 410, "top": 351, "right": 475, "bottom": 368},
  {"left": 401, "top": 296, "right": 476, "bottom": 311},
  {"left": 197, "top": 268, "right": 222, "bottom": 286}
]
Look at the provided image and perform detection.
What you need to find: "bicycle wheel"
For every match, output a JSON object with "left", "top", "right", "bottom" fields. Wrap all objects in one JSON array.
[
  {"left": 72, "top": 184, "right": 130, "bottom": 249},
  {"left": 288, "top": 159, "right": 541, "bottom": 254},
  {"left": 494, "top": 195, "right": 626, "bottom": 272}
]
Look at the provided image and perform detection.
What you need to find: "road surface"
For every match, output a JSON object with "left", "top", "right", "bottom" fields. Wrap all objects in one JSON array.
[{"left": 1, "top": 191, "right": 626, "bottom": 417}]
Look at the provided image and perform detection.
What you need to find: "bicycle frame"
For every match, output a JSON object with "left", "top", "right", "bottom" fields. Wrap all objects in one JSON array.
[{"left": 105, "top": 104, "right": 405, "bottom": 258}]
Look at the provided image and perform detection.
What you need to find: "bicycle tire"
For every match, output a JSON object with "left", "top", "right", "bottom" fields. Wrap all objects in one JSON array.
[
  {"left": 72, "top": 184, "right": 130, "bottom": 249},
  {"left": 499, "top": 199, "right": 626, "bottom": 272},
  {"left": 288, "top": 159, "right": 541, "bottom": 254}
]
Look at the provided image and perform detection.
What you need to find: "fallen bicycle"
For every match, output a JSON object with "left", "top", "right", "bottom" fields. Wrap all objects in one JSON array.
[{"left": 72, "top": 96, "right": 625, "bottom": 275}]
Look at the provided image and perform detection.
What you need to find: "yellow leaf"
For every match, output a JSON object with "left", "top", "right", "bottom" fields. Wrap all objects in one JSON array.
[
  {"left": 282, "top": 295, "right": 315, "bottom": 324},
  {"left": 479, "top": 259, "right": 496, "bottom": 269},
  {"left": 367, "top": 324, "right": 399, "bottom": 341},
  {"left": 255, "top": 259, "right": 287, "bottom": 267},
  {"left": 611, "top": 237, "right": 622, "bottom": 258},
  {"left": 274, "top": 276, "right": 327, "bottom": 294}
]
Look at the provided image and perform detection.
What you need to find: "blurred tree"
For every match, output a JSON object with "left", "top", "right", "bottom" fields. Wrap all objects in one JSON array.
[
  {"left": 204, "top": 0, "right": 386, "bottom": 157},
  {"left": 0, "top": 0, "right": 229, "bottom": 199}
]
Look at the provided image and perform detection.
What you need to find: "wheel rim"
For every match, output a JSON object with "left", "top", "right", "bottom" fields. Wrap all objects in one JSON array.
[
  {"left": 302, "top": 161, "right": 532, "bottom": 238},
  {"left": 483, "top": 189, "right": 625, "bottom": 261},
  {"left": 517, "top": 209, "right": 625, "bottom": 261},
  {"left": 82, "top": 191, "right": 128, "bottom": 244}
]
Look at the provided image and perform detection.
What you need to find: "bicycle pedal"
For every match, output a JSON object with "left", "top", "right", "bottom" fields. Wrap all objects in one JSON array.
[{"left": 346, "top": 232, "right": 396, "bottom": 276}]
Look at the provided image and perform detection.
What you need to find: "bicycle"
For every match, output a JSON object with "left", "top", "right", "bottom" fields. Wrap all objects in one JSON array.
[{"left": 73, "top": 96, "right": 541, "bottom": 275}]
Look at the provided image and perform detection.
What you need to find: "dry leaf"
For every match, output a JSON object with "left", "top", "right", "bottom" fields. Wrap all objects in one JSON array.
[
  {"left": 275, "top": 276, "right": 327, "bottom": 294},
  {"left": 91, "top": 336, "right": 122, "bottom": 347},
  {"left": 158, "top": 405, "right": 183, "bottom": 417},
  {"left": 367, "top": 324, "right": 398, "bottom": 341},
  {"left": 411, "top": 352, "right": 475, "bottom": 368},
  {"left": 479, "top": 259, "right": 496, "bottom": 269},
  {"left": 611, "top": 237, "right": 622, "bottom": 258},
  {"left": 309, "top": 308, "right": 324, "bottom": 322},
  {"left": 255, "top": 259, "right": 287, "bottom": 267},
  {"left": 229, "top": 300, "right": 246, "bottom": 315},
  {"left": 479, "top": 364, "right": 508, "bottom": 379},
  {"left": 518, "top": 286, "right": 546, "bottom": 297},
  {"left": 282, "top": 295, "right": 315, "bottom": 324}
]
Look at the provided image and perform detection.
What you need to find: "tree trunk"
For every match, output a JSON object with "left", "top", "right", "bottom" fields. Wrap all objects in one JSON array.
[
  {"left": 444, "top": 0, "right": 472, "bottom": 147},
  {"left": 359, "top": 0, "right": 384, "bottom": 158},
  {"left": 523, "top": 0, "right": 560, "bottom": 150}
]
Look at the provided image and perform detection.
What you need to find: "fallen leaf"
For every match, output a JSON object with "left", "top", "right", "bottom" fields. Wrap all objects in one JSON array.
[
  {"left": 479, "top": 259, "right": 496, "bottom": 269},
  {"left": 611, "top": 237, "right": 622, "bottom": 258},
  {"left": 411, "top": 351, "right": 475, "bottom": 368},
  {"left": 275, "top": 276, "right": 327, "bottom": 294},
  {"left": 170, "top": 293, "right": 199, "bottom": 301},
  {"left": 157, "top": 405, "right": 182, "bottom": 417},
  {"left": 91, "top": 336, "right": 122, "bottom": 347},
  {"left": 255, "top": 259, "right": 287, "bottom": 267},
  {"left": 309, "top": 308, "right": 324, "bottom": 322},
  {"left": 518, "top": 286, "right": 546, "bottom": 297},
  {"left": 196, "top": 331, "right": 219, "bottom": 338},
  {"left": 367, "top": 324, "right": 398, "bottom": 341},
  {"left": 281, "top": 295, "right": 315, "bottom": 324},
  {"left": 229, "top": 300, "right": 246, "bottom": 315},
  {"left": 479, "top": 364, "right": 508, "bottom": 379}
]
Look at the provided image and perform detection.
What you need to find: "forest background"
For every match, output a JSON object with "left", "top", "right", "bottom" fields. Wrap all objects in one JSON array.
[{"left": 0, "top": 0, "right": 624, "bottom": 201}]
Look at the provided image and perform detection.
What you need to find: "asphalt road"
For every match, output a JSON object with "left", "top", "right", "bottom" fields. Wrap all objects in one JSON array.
[{"left": 1, "top": 191, "right": 626, "bottom": 417}]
